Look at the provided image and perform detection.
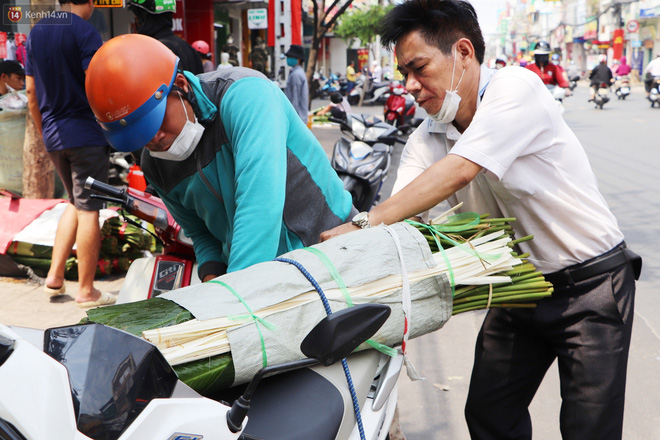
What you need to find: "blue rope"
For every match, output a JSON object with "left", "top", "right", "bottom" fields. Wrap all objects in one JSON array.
[{"left": 275, "top": 257, "right": 366, "bottom": 440}]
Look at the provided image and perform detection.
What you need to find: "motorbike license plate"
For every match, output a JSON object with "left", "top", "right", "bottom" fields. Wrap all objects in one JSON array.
[{"left": 621, "top": 87, "right": 630, "bottom": 93}]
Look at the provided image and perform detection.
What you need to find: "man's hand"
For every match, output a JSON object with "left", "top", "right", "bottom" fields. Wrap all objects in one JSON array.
[{"left": 320, "top": 222, "right": 360, "bottom": 242}]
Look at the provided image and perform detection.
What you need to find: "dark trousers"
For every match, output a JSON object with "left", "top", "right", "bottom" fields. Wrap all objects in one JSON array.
[{"left": 465, "top": 260, "right": 636, "bottom": 440}]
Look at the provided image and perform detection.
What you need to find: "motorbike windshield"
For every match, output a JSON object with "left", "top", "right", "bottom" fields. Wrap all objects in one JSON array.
[{"left": 44, "top": 323, "right": 178, "bottom": 440}]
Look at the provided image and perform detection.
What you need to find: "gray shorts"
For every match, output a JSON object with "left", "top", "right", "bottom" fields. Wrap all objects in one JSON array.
[{"left": 48, "top": 145, "right": 110, "bottom": 211}]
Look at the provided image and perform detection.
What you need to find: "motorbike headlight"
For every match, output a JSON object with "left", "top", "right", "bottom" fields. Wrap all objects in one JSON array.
[
  {"left": 352, "top": 119, "right": 366, "bottom": 139},
  {"left": 356, "top": 161, "right": 378, "bottom": 177},
  {"left": 334, "top": 149, "right": 348, "bottom": 170}
]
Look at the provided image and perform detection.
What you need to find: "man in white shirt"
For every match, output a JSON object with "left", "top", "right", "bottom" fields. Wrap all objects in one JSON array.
[
  {"left": 322, "top": 1, "right": 641, "bottom": 439},
  {"left": 643, "top": 54, "right": 660, "bottom": 94}
]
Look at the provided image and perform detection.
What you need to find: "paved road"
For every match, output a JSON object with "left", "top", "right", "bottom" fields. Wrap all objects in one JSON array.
[
  {"left": 1, "top": 82, "right": 658, "bottom": 439},
  {"left": 395, "top": 82, "right": 660, "bottom": 440}
]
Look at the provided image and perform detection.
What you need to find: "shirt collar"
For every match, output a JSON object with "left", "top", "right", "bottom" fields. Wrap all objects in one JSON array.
[{"left": 428, "top": 64, "right": 496, "bottom": 135}]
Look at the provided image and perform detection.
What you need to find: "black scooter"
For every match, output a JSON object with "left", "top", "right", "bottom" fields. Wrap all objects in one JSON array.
[{"left": 329, "top": 114, "right": 403, "bottom": 212}]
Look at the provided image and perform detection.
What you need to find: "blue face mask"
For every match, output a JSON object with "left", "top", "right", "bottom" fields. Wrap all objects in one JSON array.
[{"left": 287, "top": 57, "right": 298, "bottom": 67}]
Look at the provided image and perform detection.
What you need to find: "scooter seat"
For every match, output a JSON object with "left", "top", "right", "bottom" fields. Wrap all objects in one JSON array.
[{"left": 242, "top": 367, "right": 344, "bottom": 440}]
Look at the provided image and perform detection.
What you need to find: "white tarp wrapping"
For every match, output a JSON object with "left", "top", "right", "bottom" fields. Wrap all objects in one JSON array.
[{"left": 161, "top": 222, "right": 453, "bottom": 385}]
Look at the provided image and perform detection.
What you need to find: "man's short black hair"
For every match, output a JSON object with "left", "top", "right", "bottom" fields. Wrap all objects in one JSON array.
[
  {"left": 380, "top": 0, "right": 485, "bottom": 65},
  {"left": 0, "top": 60, "right": 25, "bottom": 78}
]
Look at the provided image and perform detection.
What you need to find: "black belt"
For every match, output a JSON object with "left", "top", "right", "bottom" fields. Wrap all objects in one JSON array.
[{"left": 544, "top": 242, "right": 642, "bottom": 288}]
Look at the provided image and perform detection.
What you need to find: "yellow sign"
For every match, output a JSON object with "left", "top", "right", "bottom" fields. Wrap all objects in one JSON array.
[{"left": 94, "top": 0, "right": 123, "bottom": 8}]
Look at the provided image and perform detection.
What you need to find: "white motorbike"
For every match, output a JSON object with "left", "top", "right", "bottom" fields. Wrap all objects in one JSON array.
[
  {"left": 647, "top": 76, "right": 660, "bottom": 108},
  {"left": 613, "top": 76, "right": 631, "bottom": 100},
  {"left": 546, "top": 84, "right": 567, "bottom": 115},
  {"left": 0, "top": 304, "right": 402, "bottom": 440}
]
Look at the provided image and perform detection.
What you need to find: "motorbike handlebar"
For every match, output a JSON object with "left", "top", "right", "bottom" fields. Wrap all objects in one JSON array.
[{"left": 85, "top": 176, "right": 126, "bottom": 202}]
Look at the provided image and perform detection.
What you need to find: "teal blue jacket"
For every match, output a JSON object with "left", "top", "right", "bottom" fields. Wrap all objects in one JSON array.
[{"left": 141, "top": 68, "right": 353, "bottom": 278}]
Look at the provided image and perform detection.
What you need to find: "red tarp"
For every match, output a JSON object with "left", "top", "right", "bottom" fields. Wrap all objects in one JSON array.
[{"left": 0, "top": 198, "right": 65, "bottom": 254}]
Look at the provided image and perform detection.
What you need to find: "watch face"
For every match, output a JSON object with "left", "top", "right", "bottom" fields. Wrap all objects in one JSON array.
[{"left": 353, "top": 212, "right": 367, "bottom": 223}]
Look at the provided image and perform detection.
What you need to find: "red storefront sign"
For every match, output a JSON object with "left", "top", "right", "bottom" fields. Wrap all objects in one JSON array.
[{"left": 612, "top": 29, "right": 624, "bottom": 61}]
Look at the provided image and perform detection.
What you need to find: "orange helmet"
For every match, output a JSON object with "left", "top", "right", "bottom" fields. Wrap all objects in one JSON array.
[
  {"left": 85, "top": 34, "right": 179, "bottom": 152},
  {"left": 191, "top": 40, "right": 210, "bottom": 55}
]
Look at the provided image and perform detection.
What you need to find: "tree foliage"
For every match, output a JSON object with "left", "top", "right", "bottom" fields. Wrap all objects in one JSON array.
[{"left": 333, "top": 5, "right": 392, "bottom": 48}]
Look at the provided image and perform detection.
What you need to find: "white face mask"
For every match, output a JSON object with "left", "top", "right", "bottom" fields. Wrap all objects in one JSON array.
[
  {"left": 149, "top": 93, "right": 205, "bottom": 161},
  {"left": 430, "top": 46, "right": 465, "bottom": 124}
]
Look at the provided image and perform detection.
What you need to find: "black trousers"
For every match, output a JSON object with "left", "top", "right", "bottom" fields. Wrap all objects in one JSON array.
[{"left": 464, "top": 259, "right": 636, "bottom": 440}]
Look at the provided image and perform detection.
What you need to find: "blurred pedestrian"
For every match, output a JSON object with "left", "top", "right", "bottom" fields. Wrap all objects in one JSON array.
[
  {"left": 371, "top": 61, "right": 382, "bottom": 84},
  {"left": 25, "top": 0, "right": 114, "bottom": 308},
  {"left": 284, "top": 44, "right": 309, "bottom": 123},
  {"left": 249, "top": 36, "right": 268, "bottom": 75},
  {"left": 222, "top": 36, "right": 240, "bottom": 67},
  {"left": 614, "top": 56, "right": 631, "bottom": 76},
  {"left": 0, "top": 60, "right": 25, "bottom": 95},
  {"left": 589, "top": 54, "right": 613, "bottom": 101},
  {"left": 217, "top": 52, "right": 232, "bottom": 70},
  {"left": 192, "top": 40, "right": 214, "bottom": 73},
  {"left": 643, "top": 54, "right": 660, "bottom": 95},
  {"left": 346, "top": 60, "right": 357, "bottom": 93},
  {"left": 127, "top": 0, "right": 203, "bottom": 74}
]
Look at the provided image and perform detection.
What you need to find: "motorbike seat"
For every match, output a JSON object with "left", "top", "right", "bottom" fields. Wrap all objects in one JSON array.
[{"left": 242, "top": 367, "right": 344, "bottom": 440}]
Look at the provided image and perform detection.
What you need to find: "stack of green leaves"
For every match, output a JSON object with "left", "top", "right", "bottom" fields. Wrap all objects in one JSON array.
[{"left": 406, "top": 213, "right": 553, "bottom": 315}]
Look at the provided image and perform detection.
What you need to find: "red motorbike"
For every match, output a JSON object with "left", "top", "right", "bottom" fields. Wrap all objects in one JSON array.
[
  {"left": 85, "top": 176, "right": 198, "bottom": 303},
  {"left": 383, "top": 81, "right": 419, "bottom": 133}
]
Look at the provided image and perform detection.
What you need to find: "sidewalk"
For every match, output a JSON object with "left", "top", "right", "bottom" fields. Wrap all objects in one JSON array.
[{"left": 0, "top": 274, "right": 124, "bottom": 329}]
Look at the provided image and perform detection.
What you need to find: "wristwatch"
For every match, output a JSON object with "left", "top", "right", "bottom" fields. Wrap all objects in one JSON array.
[{"left": 352, "top": 211, "right": 371, "bottom": 229}]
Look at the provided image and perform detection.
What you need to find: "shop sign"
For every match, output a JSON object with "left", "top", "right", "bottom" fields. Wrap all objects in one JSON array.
[
  {"left": 639, "top": 8, "right": 658, "bottom": 19},
  {"left": 248, "top": 8, "right": 267, "bottom": 30},
  {"left": 93, "top": 0, "right": 123, "bottom": 8}
]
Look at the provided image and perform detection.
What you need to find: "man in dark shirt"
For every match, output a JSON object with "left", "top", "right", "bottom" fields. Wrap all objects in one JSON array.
[
  {"left": 25, "top": 0, "right": 115, "bottom": 308},
  {"left": 589, "top": 54, "right": 613, "bottom": 101}
]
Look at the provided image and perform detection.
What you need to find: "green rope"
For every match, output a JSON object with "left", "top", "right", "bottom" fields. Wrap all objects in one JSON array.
[
  {"left": 208, "top": 280, "right": 274, "bottom": 368},
  {"left": 303, "top": 247, "right": 397, "bottom": 357}
]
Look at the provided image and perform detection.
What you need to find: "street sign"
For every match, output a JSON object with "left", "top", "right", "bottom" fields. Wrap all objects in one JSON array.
[
  {"left": 627, "top": 20, "right": 639, "bottom": 33},
  {"left": 248, "top": 8, "right": 267, "bottom": 30}
]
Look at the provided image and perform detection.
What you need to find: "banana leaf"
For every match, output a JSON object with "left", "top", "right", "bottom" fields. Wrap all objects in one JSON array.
[{"left": 83, "top": 297, "right": 235, "bottom": 396}]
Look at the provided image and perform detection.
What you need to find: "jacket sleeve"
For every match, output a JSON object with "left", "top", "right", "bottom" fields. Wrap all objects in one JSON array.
[
  {"left": 217, "top": 77, "right": 293, "bottom": 272},
  {"left": 156, "top": 184, "right": 227, "bottom": 279}
]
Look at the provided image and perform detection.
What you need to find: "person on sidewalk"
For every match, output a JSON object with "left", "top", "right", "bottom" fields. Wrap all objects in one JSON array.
[
  {"left": 346, "top": 60, "right": 357, "bottom": 93},
  {"left": 283, "top": 44, "right": 309, "bottom": 123},
  {"left": 85, "top": 34, "right": 354, "bottom": 280},
  {"left": 321, "top": 1, "right": 641, "bottom": 439},
  {"left": 25, "top": 0, "right": 115, "bottom": 308}
]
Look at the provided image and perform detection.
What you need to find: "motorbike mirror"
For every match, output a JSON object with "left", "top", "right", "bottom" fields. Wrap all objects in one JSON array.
[{"left": 300, "top": 303, "right": 391, "bottom": 367}]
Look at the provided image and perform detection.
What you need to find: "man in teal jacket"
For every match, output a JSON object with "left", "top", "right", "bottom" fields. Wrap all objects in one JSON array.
[{"left": 86, "top": 34, "right": 354, "bottom": 280}]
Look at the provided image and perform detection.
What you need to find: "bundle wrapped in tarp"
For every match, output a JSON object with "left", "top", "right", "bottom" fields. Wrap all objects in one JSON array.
[{"left": 86, "top": 218, "right": 552, "bottom": 395}]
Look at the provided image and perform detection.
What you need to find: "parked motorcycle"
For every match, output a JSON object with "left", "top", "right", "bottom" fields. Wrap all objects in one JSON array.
[
  {"left": 647, "top": 76, "right": 660, "bottom": 108},
  {"left": 383, "top": 81, "right": 422, "bottom": 133},
  {"left": 84, "top": 176, "right": 199, "bottom": 303},
  {"left": 348, "top": 77, "right": 391, "bottom": 106},
  {"left": 614, "top": 76, "right": 631, "bottom": 100},
  {"left": 329, "top": 114, "right": 403, "bottom": 212},
  {"left": 0, "top": 302, "right": 402, "bottom": 440},
  {"left": 592, "top": 83, "right": 610, "bottom": 109}
]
